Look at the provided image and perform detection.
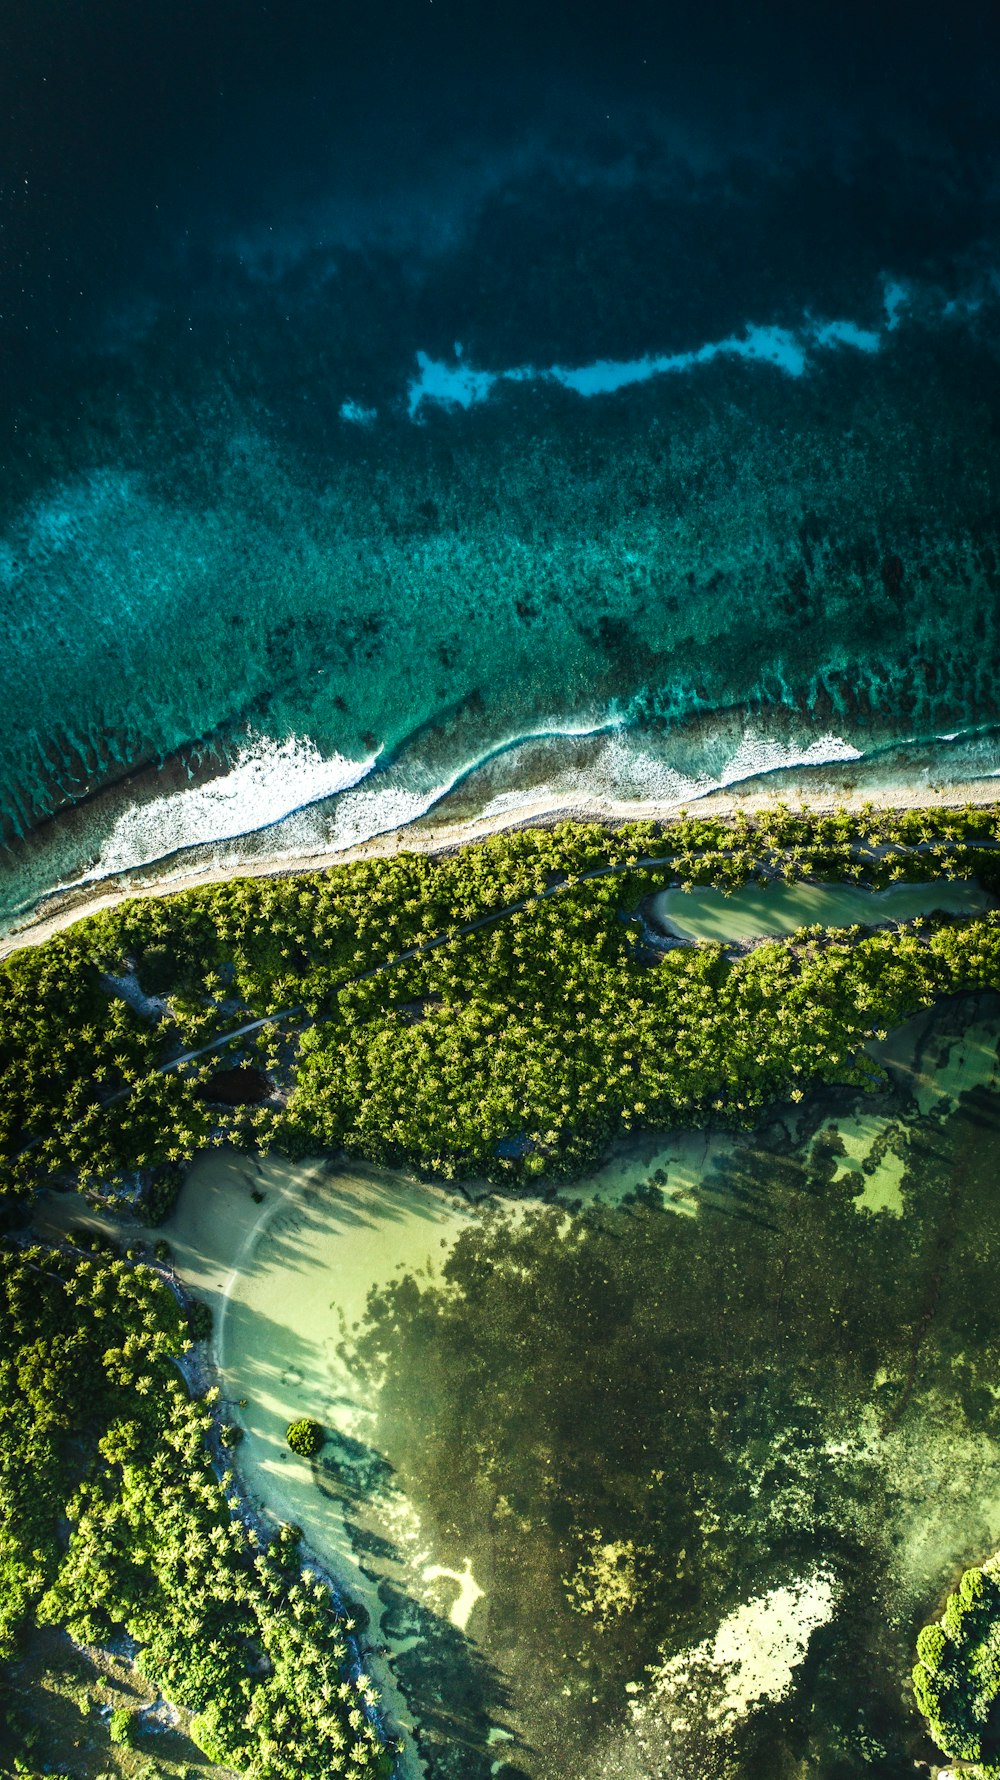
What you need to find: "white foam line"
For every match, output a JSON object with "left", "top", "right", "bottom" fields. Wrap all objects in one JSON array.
[
  {"left": 57, "top": 734, "right": 376, "bottom": 889},
  {"left": 719, "top": 730, "right": 863, "bottom": 783},
  {"left": 406, "top": 301, "right": 907, "bottom": 417},
  {"left": 459, "top": 729, "right": 864, "bottom": 824},
  {"left": 43, "top": 721, "right": 867, "bottom": 905},
  {"left": 319, "top": 718, "right": 620, "bottom": 851}
]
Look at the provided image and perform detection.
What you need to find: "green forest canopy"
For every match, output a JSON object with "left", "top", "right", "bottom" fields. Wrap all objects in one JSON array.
[
  {"left": 2, "top": 806, "right": 1000, "bottom": 1205},
  {"left": 3, "top": 806, "right": 1000, "bottom": 1776},
  {"left": 0, "top": 1243, "right": 391, "bottom": 1777}
]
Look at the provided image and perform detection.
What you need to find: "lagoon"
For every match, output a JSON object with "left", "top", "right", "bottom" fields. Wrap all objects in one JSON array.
[
  {"left": 157, "top": 995, "right": 1000, "bottom": 1778},
  {"left": 650, "top": 875, "right": 991, "bottom": 943}
]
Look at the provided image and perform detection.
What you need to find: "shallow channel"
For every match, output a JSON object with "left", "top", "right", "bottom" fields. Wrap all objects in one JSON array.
[{"left": 650, "top": 875, "right": 990, "bottom": 942}]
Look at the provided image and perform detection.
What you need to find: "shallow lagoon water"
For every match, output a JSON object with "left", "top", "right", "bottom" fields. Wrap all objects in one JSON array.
[
  {"left": 650, "top": 876, "right": 991, "bottom": 943},
  {"left": 159, "top": 991, "right": 1000, "bottom": 1779},
  {"left": 161, "top": 1151, "right": 479, "bottom": 1773},
  {"left": 810, "top": 1111, "right": 908, "bottom": 1217}
]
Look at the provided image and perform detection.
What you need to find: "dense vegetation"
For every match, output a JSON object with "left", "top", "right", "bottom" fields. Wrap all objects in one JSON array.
[
  {"left": 0, "top": 1243, "right": 391, "bottom": 1777},
  {"left": 913, "top": 1558, "right": 1000, "bottom": 1773},
  {"left": 2, "top": 806, "right": 1000, "bottom": 1205}
]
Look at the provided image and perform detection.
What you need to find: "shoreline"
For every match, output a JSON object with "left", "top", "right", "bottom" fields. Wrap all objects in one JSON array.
[
  {"left": 3, "top": 776, "right": 999, "bottom": 962},
  {"left": 165, "top": 1151, "right": 446, "bottom": 1777}
]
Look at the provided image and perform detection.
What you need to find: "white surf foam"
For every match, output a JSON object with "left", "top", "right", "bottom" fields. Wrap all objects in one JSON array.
[
  {"left": 32, "top": 718, "right": 872, "bottom": 916},
  {"left": 79, "top": 734, "right": 375, "bottom": 884},
  {"left": 472, "top": 727, "right": 864, "bottom": 822},
  {"left": 258, "top": 723, "right": 866, "bottom": 862},
  {"left": 405, "top": 303, "right": 909, "bottom": 418},
  {"left": 314, "top": 718, "right": 619, "bottom": 851},
  {"left": 717, "top": 729, "right": 863, "bottom": 784}
]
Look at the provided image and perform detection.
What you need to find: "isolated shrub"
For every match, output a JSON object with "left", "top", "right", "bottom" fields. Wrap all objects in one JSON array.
[
  {"left": 286, "top": 1418, "right": 324, "bottom": 1458},
  {"left": 912, "top": 1556, "right": 1000, "bottom": 1764},
  {"left": 108, "top": 1705, "right": 136, "bottom": 1746},
  {"left": 188, "top": 1300, "right": 213, "bottom": 1342}
]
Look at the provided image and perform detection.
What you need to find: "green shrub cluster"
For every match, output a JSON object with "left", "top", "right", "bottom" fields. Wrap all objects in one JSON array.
[
  {"left": 0, "top": 1244, "right": 390, "bottom": 1778},
  {"left": 188, "top": 1299, "right": 213, "bottom": 1342},
  {"left": 1, "top": 809, "right": 998, "bottom": 1197},
  {"left": 912, "top": 1558, "right": 1000, "bottom": 1771},
  {"left": 286, "top": 1418, "right": 325, "bottom": 1458},
  {"left": 107, "top": 1704, "right": 136, "bottom": 1746}
]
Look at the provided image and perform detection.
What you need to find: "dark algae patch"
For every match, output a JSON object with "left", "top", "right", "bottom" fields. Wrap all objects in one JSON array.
[{"left": 334, "top": 1006, "right": 1000, "bottom": 1777}]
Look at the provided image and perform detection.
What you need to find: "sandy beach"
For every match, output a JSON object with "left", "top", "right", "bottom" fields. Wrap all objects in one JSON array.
[{"left": 2, "top": 775, "right": 999, "bottom": 963}]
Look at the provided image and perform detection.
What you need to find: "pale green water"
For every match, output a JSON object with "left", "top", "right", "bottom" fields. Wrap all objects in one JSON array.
[
  {"left": 810, "top": 1112, "right": 908, "bottom": 1216},
  {"left": 651, "top": 876, "right": 990, "bottom": 942},
  {"left": 161, "top": 1150, "right": 478, "bottom": 1778}
]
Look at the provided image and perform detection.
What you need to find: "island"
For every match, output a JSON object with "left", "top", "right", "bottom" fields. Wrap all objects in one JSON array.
[{"left": 2, "top": 803, "right": 1000, "bottom": 1779}]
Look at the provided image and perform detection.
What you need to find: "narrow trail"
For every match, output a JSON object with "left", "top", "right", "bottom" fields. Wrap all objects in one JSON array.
[{"left": 12, "top": 833, "right": 998, "bottom": 1163}]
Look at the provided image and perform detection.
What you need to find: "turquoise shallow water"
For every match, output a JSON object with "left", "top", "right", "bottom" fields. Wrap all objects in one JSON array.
[
  {"left": 4, "top": 302, "right": 1000, "bottom": 936},
  {"left": 2, "top": 7, "right": 1000, "bottom": 929}
]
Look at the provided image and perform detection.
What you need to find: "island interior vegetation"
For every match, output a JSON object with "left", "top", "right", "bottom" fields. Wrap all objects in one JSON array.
[
  {"left": 913, "top": 1557, "right": 1000, "bottom": 1774},
  {"left": 2, "top": 804, "right": 1000, "bottom": 1776}
]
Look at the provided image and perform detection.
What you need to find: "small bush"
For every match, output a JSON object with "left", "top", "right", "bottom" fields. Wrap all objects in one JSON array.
[
  {"left": 285, "top": 1418, "right": 324, "bottom": 1458},
  {"left": 138, "top": 1163, "right": 184, "bottom": 1227},
  {"left": 189, "top": 1300, "right": 213, "bottom": 1342},
  {"left": 108, "top": 1705, "right": 136, "bottom": 1746},
  {"left": 220, "top": 1422, "right": 243, "bottom": 1449},
  {"left": 912, "top": 1558, "right": 1000, "bottom": 1762}
]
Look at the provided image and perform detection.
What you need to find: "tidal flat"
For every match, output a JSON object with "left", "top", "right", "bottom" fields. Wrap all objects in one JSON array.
[{"left": 165, "top": 991, "right": 1000, "bottom": 1780}]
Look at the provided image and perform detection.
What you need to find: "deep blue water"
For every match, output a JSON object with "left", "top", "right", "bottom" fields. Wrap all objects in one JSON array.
[{"left": 3, "top": 1, "right": 1000, "bottom": 927}]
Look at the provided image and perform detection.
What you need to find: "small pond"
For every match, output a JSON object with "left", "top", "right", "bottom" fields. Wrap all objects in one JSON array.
[{"left": 650, "top": 875, "right": 990, "bottom": 942}]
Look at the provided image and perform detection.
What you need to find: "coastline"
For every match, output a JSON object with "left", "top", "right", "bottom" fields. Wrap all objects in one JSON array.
[{"left": 3, "top": 775, "right": 999, "bottom": 963}]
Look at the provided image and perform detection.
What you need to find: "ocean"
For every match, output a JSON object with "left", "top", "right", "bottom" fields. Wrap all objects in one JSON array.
[{"left": 3, "top": 0, "right": 1000, "bottom": 931}]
